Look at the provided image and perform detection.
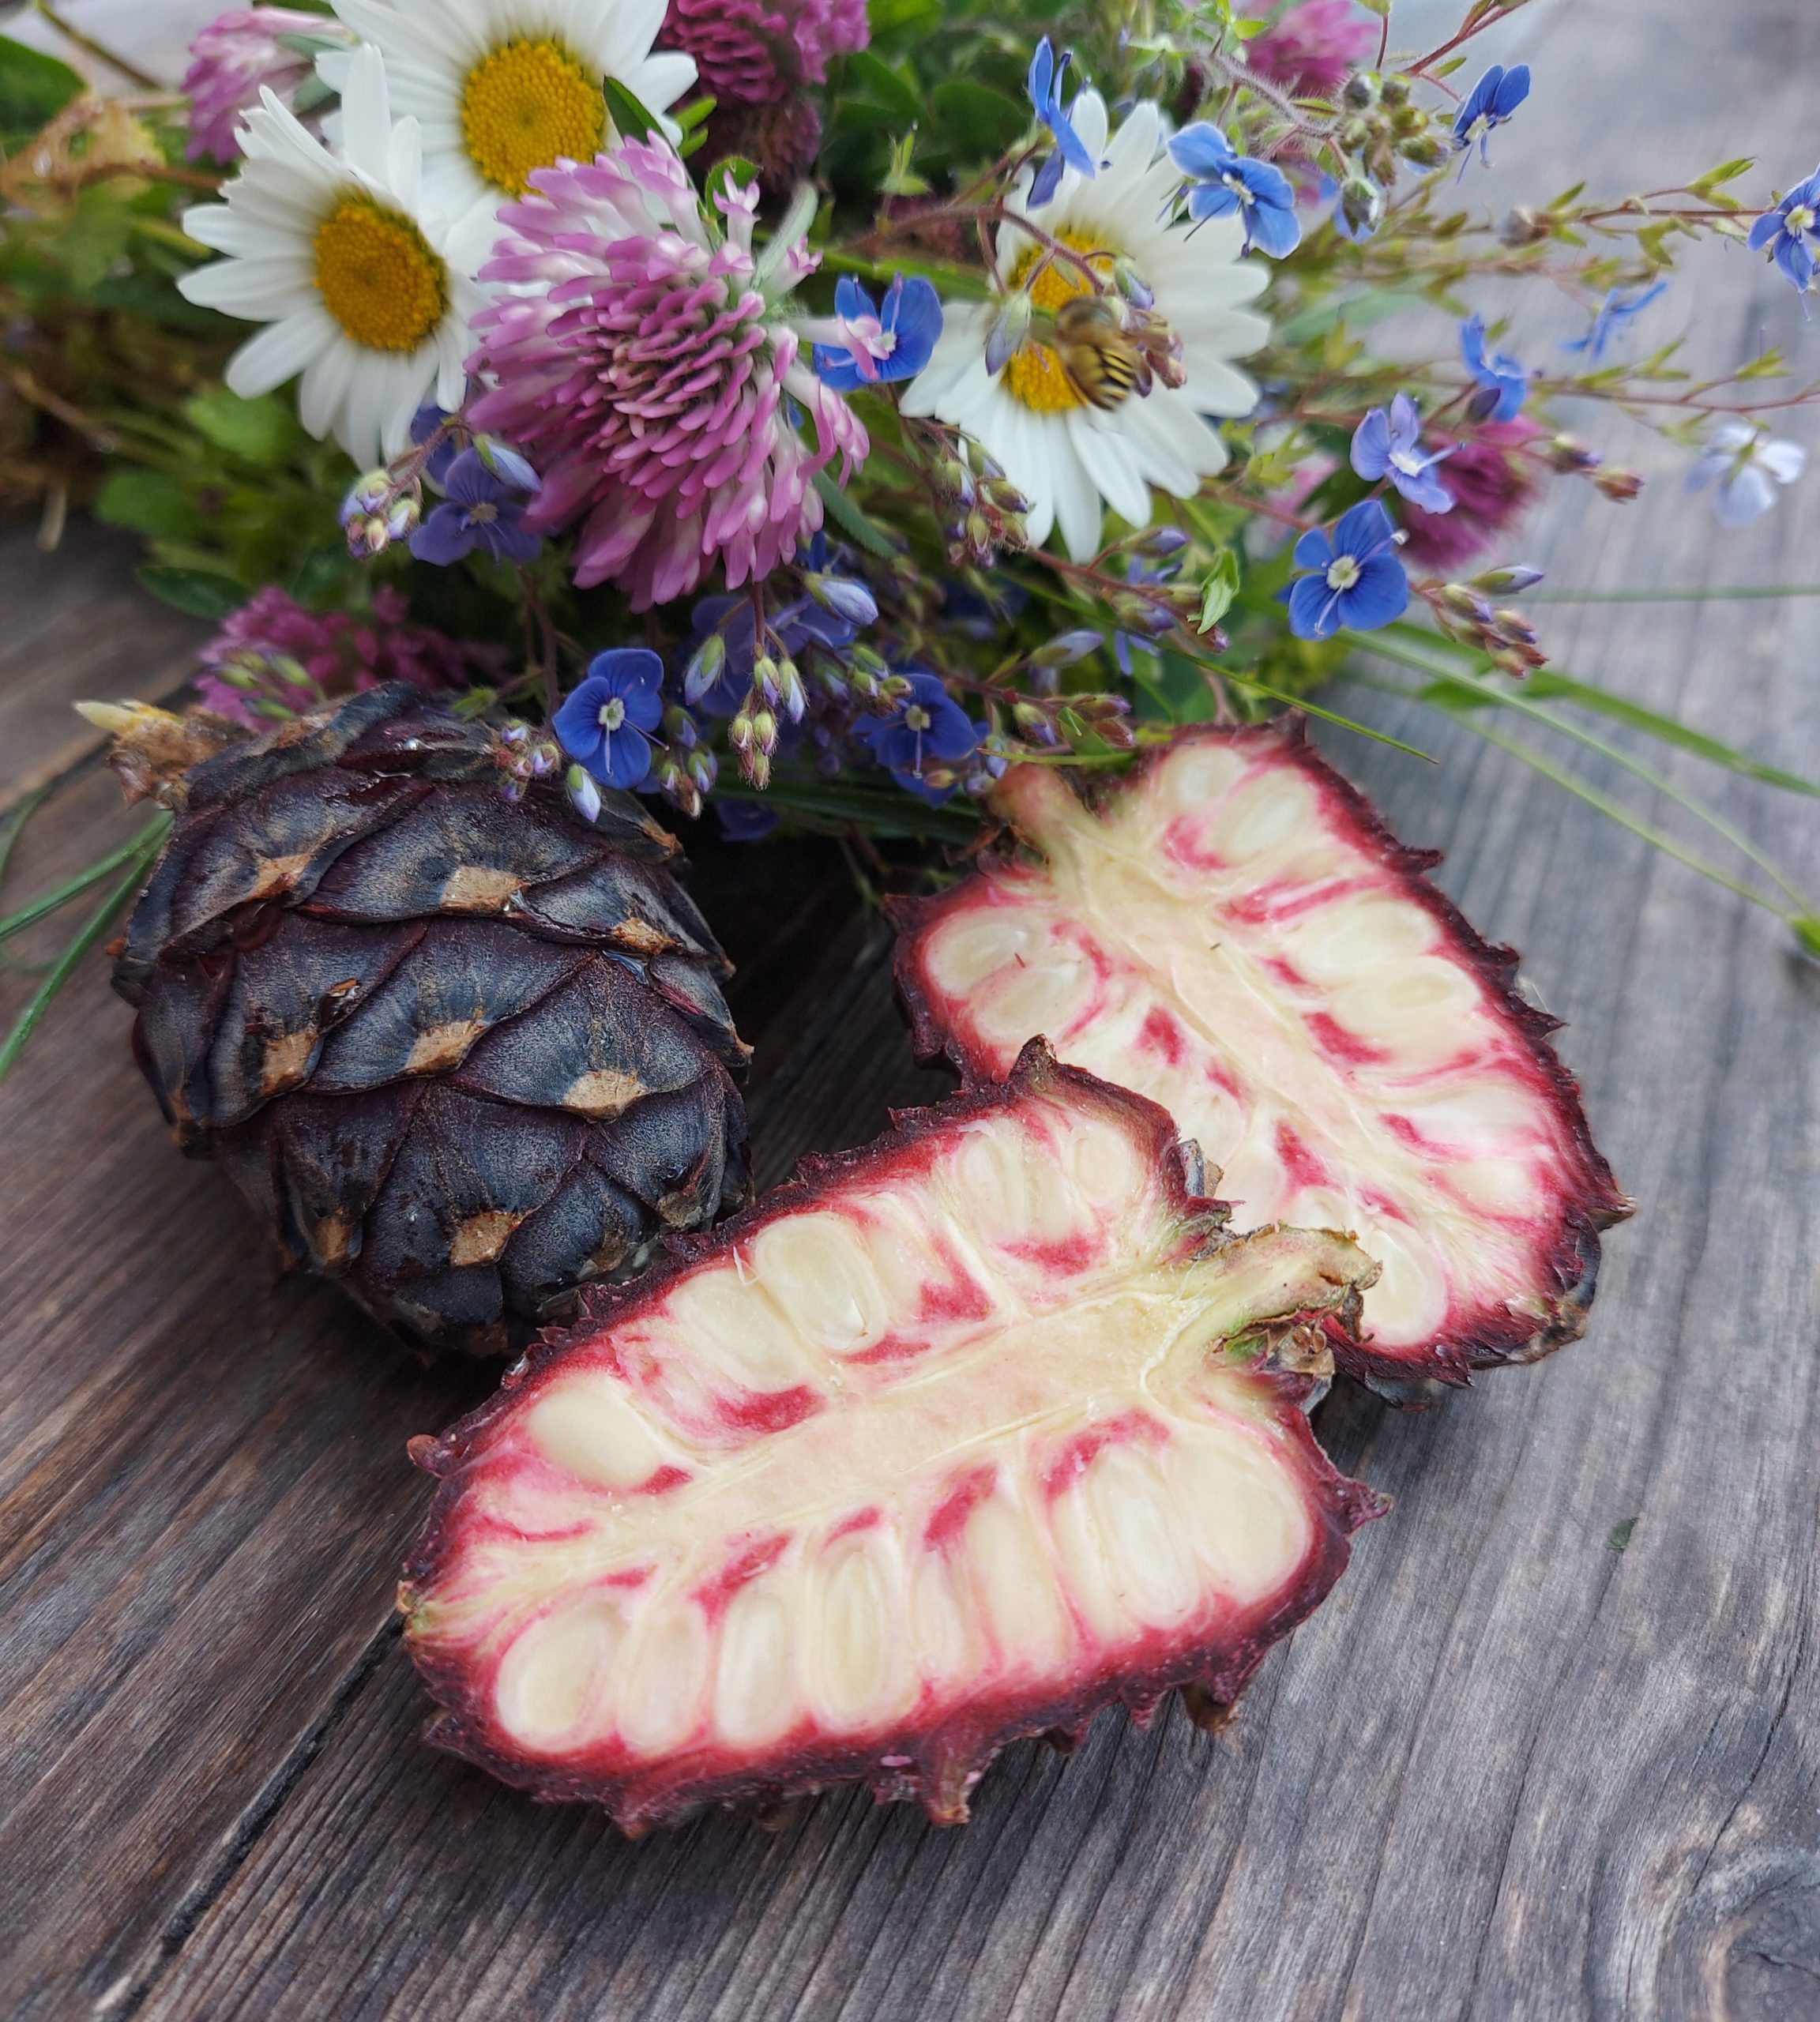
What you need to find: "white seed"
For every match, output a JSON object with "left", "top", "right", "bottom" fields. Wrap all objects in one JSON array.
[
  {"left": 745, "top": 1211, "right": 889, "bottom": 1357},
  {"left": 1084, "top": 1442, "right": 1204, "bottom": 1629},
  {"left": 660, "top": 1266, "right": 818, "bottom": 1395},
  {"left": 909, "top": 1541, "right": 982, "bottom": 1686},
  {"left": 493, "top": 1596, "right": 625, "bottom": 1750},
  {"left": 965, "top": 1491, "right": 1070, "bottom": 1674},
  {"left": 942, "top": 1114, "right": 1087, "bottom": 1260},
  {"left": 713, "top": 1569, "right": 800, "bottom": 1749},
  {"left": 969, "top": 942, "right": 1094, "bottom": 1052},
  {"left": 616, "top": 1597, "right": 709, "bottom": 1755},
  {"left": 1156, "top": 740, "right": 1245, "bottom": 817},
  {"left": 1202, "top": 768, "right": 1319, "bottom": 866},
  {"left": 1280, "top": 892, "right": 1436, "bottom": 983},
  {"left": 807, "top": 1529, "right": 913, "bottom": 1731},
  {"left": 1163, "top": 1426, "right": 1311, "bottom": 1605},
  {"left": 1047, "top": 1466, "right": 1137, "bottom": 1643},
  {"left": 521, "top": 1377, "right": 668, "bottom": 1491},
  {"left": 927, "top": 908, "right": 1038, "bottom": 994}
]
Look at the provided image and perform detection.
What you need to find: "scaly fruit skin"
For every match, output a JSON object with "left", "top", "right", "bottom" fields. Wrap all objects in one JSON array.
[
  {"left": 892, "top": 723, "right": 1628, "bottom": 1397},
  {"left": 402, "top": 1041, "right": 1383, "bottom": 1832},
  {"left": 114, "top": 685, "right": 749, "bottom": 1356}
]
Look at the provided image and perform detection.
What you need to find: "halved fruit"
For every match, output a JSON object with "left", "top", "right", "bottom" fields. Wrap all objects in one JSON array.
[
  {"left": 893, "top": 724, "right": 1627, "bottom": 1393},
  {"left": 402, "top": 1043, "right": 1382, "bottom": 1831}
]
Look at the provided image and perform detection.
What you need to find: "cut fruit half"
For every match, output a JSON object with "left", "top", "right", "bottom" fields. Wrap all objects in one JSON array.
[
  {"left": 892, "top": 723, "right": 1627, "bottom": 1395},
  {"left": 402, "top": 1043, "right": 1383, "bottom": 1831}
]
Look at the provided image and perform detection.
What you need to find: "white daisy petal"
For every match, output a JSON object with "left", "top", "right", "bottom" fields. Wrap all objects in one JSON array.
[
  {"left": 1051, "top": 438, "right": 1104, "bottom": 560},
  {"left": 225, "top": 307, "right": 337, "bottom": 398},
  {"left": 1121, "top": 389, "right": 1228, "bottom": 490},
  {"left": 1069, "top": 413, "right": 1153, "bottom": 528},
  {"left": 181, "top": 256, "right": 318, "bottom": 320},
  {"left": 626, "top": 51, "right": 700, "bottom": 115},
  {"left": 1070, "top": 88, "right": 1109, "bottom": 164}
]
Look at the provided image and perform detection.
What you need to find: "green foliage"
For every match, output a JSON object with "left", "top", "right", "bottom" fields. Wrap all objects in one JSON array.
[{"left": 0, "top": 35, "right": 84, "bottom": 152}]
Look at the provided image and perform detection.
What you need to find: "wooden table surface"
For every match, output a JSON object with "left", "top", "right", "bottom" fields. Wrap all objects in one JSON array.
[{"left": 5, "top": 5, "right": 1818, "bottom": 2017}]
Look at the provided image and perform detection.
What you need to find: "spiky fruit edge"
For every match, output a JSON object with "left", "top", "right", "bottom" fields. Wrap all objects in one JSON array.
[
  {"left": 401, "top": 1041, "right": 1386, "bottom": 1832},
  {"left": 891, "top": 721, "right": 1630, "bottom": 1396}
]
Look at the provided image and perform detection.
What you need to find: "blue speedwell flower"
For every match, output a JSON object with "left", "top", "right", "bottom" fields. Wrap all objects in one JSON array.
[
  {"left": 1748, "top": 167, "right": 1820, "bottom": 291},
  {"left": 1168, "top": 123, "right": 1302, "bottom": 257},
  {"left": 1288, "top": 501, "right": 1409, "bottom": 641},
  {"left": 409, "top": 448, "right": 542, "bottom": 566},
  {"left": 1686, "top": 420, "right": 1807, "bottom": 527},
  {"left": 1461, "top": 314, "right": 1529, "bottom": 421},
  {"left": 853, "top": 667, "right": 978, "bottom": 800},
  {"left": 811, "top": 274, "right": 942, "bottom": 392},
  {"left": 1452, "top": 63, "right": 1529, "bottom": 168},
  {"left": 1351, "top": 393, "right": 1456, "bottom": 513},
  {"left": 1026, "top": 36, "right": 1096, "bottom": 206},
  {"left": 554, "top": 648, "right": 664, "bottom": 790},
  {"left": 1560, "top": 281, "right": 1667, "bottom": 363}
]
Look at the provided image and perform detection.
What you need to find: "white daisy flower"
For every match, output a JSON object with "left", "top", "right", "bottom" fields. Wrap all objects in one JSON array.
[
  {"left": 900, "top": 92, "right": 1270, "bottom": 560},
  {"left": 321, "top": 0, "right": 698, "bottom": 261},
  {"left": 176, "top": 43, "right": 482, "bottom": 469}
]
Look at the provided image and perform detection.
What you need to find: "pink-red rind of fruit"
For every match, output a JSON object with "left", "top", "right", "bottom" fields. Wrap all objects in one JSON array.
[{"left": 889, "top": 719, "right": 1630, "bottom": 1396}]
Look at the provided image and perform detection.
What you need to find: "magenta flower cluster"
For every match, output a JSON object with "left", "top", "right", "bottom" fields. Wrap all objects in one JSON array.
[
  {"left": 181, "top": 8, "right": 344, "bottom": 163},
  {"left": 658, "top": 0, "right": 867, "bottom": 105},
  {"left": 194, "top": 586, "right": 495, "bottom": 727},
  {"left": 468, "top": 142, "right": 868, "bottom": 611}
]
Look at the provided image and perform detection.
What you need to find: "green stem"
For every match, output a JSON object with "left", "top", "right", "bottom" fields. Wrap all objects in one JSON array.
[
  {"left": 1352, "top": 632, "right": 1815, "bottom": 914},
  {"left": 0, "top": 836, "right": 161, "bottom": 1081},
  {"left": 0, "top": 814, "right": 171, "bottom": 945}
]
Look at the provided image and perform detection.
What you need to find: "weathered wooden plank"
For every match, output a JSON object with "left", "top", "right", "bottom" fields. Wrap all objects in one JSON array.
[
  {"left": 0, "top": 517, "right": 210, "bottom": 811},
  {"left": 9, "top": 1, "right": 1820, "bottom": 2016},
  {"left": 0, "top": 742, "right": 867, "bottom": 2021}
]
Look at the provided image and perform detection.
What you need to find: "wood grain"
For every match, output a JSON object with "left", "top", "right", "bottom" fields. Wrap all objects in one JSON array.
[{"left": 5, "top": 2, "right": 1820, "bottom": 2017}]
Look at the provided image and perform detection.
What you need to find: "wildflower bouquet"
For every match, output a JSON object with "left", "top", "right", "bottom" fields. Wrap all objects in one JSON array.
[{"left": 4, "top": 0, "right": 1816, "bottom": 946}]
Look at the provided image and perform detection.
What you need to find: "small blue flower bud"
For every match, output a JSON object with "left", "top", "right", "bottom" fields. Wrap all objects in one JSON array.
[
  {"left": 474, "top": 437, "right": 542, "bottom": 493},
  {"left": 1031, "top": 627, "right": 1104, "bottom": 670},
  {"left": 566, "top": 763, "right": 602, "bottom": 825},
  {"left": 984, "top": 294, "right": 1034, "bottom": 375},
  {"left": 1471, "top": 565, "right": 1545, "bottom": 594},
  {"left": 806, "top": 573, "right": 878, "bottom": 627},
  {"left": 682, "top": 631, "right": 727, "bottom": 705}
]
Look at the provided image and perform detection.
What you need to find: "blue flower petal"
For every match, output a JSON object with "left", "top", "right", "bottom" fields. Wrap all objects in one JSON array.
[
  {"left": 1333, "top": 498, "right": 1397, "bottom": 559},
  {"left": 1186, "top": 182, "right": 1243, "bottom": 223},
  {"left": 1168, "top": 122, "right": 1237, "bottom": 179},
  {"left": 1028, "top": 148, "right": 1066, "bottom": 208},
  {"left": 599, "top": 728, "right": 653, "bottom": 791},
  {"left": 1350, "top": 407, "right": 1392, "bottom": 480},
  {"left": 1748, "top": 212, "right": 1783, "bottom": 251},
  {"left": 1337, "top": 551, "right": 1409, "bottom": 631},
  {"left": 1288, "top": 573, "right": 1340, "bottom": 640},
  {"left": 1490, "top": 64, "right": 1531, "bottom": 118},
  {"left": 1245, "top": 194, "right": 1303, "bottom": 258},
  {"left": 408, "top": 503, "right": 476, "bottom": 567},
  {"left": 1292, "top": 524, "right": 1334, "bottom": 570},
  {"left": 888, "top": 276, "right": 943, "bottom": 378},
  {"left": 833, "top": 275, "right": 874, "bottom": 322}
]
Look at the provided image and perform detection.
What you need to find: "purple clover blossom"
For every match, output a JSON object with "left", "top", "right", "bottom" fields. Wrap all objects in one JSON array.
[
  {"left": 1461, "top": 314, "right": 1530, "bottom": 422},
  {"left": 1451, "top": 62, "right": 1531, "bottom": 170},
  {"left": 853, "top": 667, "right": 979, "bottom": 800},
  {"left": 554, "top": 649, "right": 665, "bottom": 790},
  {"left": 1749, "top": 166, "right": 1820, "bottom": 292},
  {"left": 1560, "top": 281, "right": 1667, "bottom": 363},
  {"left": 1685, "top": 421, "right": 1807, "bottom": 528},
  {"left": 1351, "top": 393, "right": 1457, "bottom": 514},
  {"left": 409, "top": 449, "right": 542, "bottom": 567},
  {"left": 810, "top": 275, "right": 942, "bottom": 392},
  {"left": 1287, "top": 500, "right": 1409, "bottom": 641},
  {"left": 1168, "top": 123, "right": 1302, "bottom": 258},
  {"left": 1027, "top": 37, "right": 1099, "bottom": 207}
]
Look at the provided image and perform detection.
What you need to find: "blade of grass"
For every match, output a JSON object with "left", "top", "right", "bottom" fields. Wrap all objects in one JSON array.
[
  {"left": 1365, "top": 618, "right": 1820, "bottom": 795},
  {"left": 0, "top": 787, "right": 55, "bottom": 975},
  {"left": 0, "top": 813, "right": 171, "bottom": 945},
  {"left": 1352, "top": 630, "right": 1815, "bottom": 914},
  {"left": 1224, "top": 668, "right": 1438, "bottom": 761},
  {"left": 1525, "top": 583, "right": 1820, "bottom": 604},
  {"left": 0, "top": 832, "right": 163, "bottom": 1081}
]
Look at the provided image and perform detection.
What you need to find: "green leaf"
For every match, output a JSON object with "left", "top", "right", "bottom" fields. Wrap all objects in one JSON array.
[
  {"left": 848, "top": 48, "right": 920, "bottom": 125},
  {"left": 1606, "top": 1517, "right": 1638, "bottom": 1553},
  {"left": 0, "top": 34, "right": 84, "bottom": 151},
  {"left": 602, "top": 76, "right": 661, "bottom": 144},
  {"left": 931, "top": 80, "right": 1026, "bottom": 161},
  {"left": 813, "top": 470, "right": 899, "bottom": 558},
  {"left": 865, "top": 0, "right": 942, "bottom": 49},
  {"left": 184, "top": 386, "right": 303, "bottom": 466},
  {"left": 95, "top": 468, "right": 205, "bottom": 541},
  {"left": 1197, "top": 549, "right": 1241, "bottom": 634},
  {"left": 704, "top": 155, "right": 761, "bottom": 214},
  {"left": 137, "top": 565, "right": 246, "bottom": 620}
]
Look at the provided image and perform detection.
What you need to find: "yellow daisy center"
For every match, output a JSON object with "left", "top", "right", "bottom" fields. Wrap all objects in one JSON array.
[
  {"left": 1002, "top": 231, "right": 1115, "bottom": 414},
  {"left": 312, "top": 196, "right": 448, "bottom": 352},
  {"left": 461, "top": 37, "right": 606, "bottom": 197}
]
